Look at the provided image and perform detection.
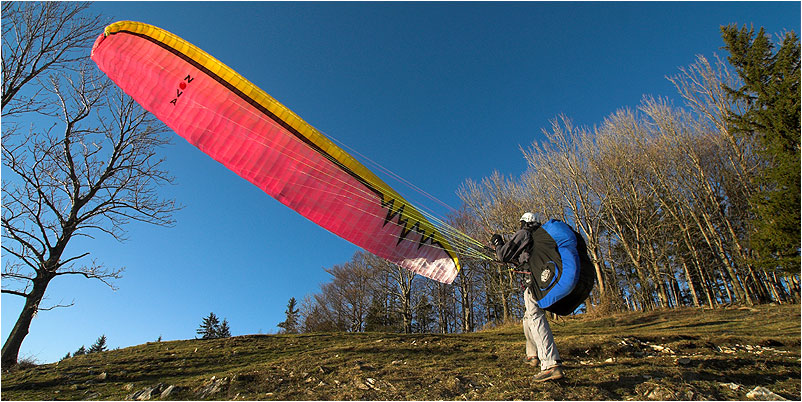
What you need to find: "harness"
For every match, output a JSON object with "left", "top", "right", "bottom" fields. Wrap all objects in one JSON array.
[{"left": 519, "top": 220, "right": 595, "bottom": 316}]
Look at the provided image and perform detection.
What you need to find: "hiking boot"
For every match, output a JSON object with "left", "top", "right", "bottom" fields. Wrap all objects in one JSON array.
[
  {"left": 533, "top": 365, "right": 564, "bottom": 382},
  {"left": 523, "top": 356, "right": 540, "bottom": 368}
]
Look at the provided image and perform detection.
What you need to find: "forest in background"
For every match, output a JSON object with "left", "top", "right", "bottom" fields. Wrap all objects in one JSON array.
[{"left": 291, "top": 25, "right": 801, "bottom": 335}]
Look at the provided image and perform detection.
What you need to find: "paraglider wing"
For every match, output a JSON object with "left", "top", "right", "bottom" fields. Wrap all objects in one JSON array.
[{"left": 91, "top": 21, "right": 460, "bottom": 283}]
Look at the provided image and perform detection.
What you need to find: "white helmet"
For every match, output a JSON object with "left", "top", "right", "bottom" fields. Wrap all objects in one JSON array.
[{"left": 520, "top": 212, "right": 536, "bottom": 223}]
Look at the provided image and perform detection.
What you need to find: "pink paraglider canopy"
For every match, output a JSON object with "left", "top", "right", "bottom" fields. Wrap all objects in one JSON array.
[{"left": 91, "top": 21, "right": 460, "bottom": 283}]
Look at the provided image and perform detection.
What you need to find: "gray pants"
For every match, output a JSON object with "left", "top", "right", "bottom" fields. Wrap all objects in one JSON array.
[{"left": 523, "top": 287, "right": 560, "bottom": 370}]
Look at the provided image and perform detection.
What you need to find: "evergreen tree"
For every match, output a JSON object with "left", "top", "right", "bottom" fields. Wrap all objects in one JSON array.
[
  {"left": 196, "top": 312, "right": 221, "bottom": 339},
  {"left": 88, "top": 335, "right": 107, "bottom": 353},
  {"left": 217, "top": 319, "right": 232, "bottom": 338},
  {"left": 73, "top": 346, "right": 87, "bottom": 356},
  {"left": 277, "top": 297, "right": 300, "bottom": 334},
  {"left": 413, "top": 295, "right": 435, "bottom": 333},
  {"left": 721, "top": 24, "right": 801, "bottom": 273},
  {"left": 61, "top": 352, "right": 71, "bottom": 361},
  {"left": 364, "top": 294, "right": 390, "bottom": 332}
]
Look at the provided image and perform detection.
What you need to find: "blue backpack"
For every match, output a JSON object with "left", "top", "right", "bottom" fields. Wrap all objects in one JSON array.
[{"left": 525, "top": 220, "right": 595, "bottom": 315}]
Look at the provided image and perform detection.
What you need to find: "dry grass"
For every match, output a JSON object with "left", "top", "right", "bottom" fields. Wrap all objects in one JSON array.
[{"left": 2, "top": 303, "right": 799, "bottom": 400}]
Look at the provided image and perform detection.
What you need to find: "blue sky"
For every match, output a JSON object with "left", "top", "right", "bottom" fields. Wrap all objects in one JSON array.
[{"left": 2, "top": 1, "right": 799, "bottom": 364}]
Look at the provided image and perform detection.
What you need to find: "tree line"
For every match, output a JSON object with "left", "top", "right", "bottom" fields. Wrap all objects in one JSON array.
[
  {"left": 290, "top": 25, "right": 800, "bottom": 333},
  {"left": 279, "top": 249, "right": 529, "bottom": 334},
  {"left": 61, "top": 334, "right": 108, "bottom": 361},
  {"left": 58, "top": 312, "right": 231, "bottom": 362}
]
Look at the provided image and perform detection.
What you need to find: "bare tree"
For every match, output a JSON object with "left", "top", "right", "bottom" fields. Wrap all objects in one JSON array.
[
  {"left": 457, "top": 171, "right": 527, "bottom": 238},
  {"left": 636, "top": 116, "right": 716, "bottom": 308},
  {"left": 317, "top": 252, "right": 378, "bottom": 332},
  {"left": 1, "top": 63, "right": 177, "bottom": 366},
  {"left": 457, "top": 171, "right": 527, "bottom": 321},
  {"left": 666, "top": 55, "right": 771, "bottom": 304},
  {"left": 2, "top": 2, "right": 107, "bottom": 116},
  {"left": 299, "top": 294, "right": 339, "bottom": 333},
  {"left": 366, "top": 253, "right": 417, "bottom": 333},
  {"left": 522, "top": 116, "right": 610, "bottom": 301},
  {"left": 428, "top": 280, "right": 457, "bottom": 334},
  {"left": 591, "top": 109, "right": 672, "bottom": 309},
  {"left": 447, "top": 208, "right": 483, "bottom": 332}
]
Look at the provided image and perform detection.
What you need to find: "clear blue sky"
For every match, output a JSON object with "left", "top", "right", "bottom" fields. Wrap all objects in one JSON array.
[{"left": 2, "top": 1, "right": 799, "bottom": 364}]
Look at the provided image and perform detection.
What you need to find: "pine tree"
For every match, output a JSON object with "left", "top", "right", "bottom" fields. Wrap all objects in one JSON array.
[
  {"left": 277, "top": 297, "right": 300, "bottom": 334},
  {"left": 364, "top": 294, "right": 390, "bottom": 332},
  {"left": 413, "top": 295, "right": 435, "bottom": 333},
  {"left": 217, "top": 319, "right": 232, "bottom": 338},
  {"left": 61, "top": 352, "right": 71, "bottom": 361},
  {"left": 88, "top": 335, "right": 107, "bottom": 353},
  {"left": 73, "top": 346, "right": 87, "bottom": 356},
  {"left": 197, "top": 312, "right": 221, "bottom": 339},
  {"left": 721, "top": 24, "right": 801, "bottom": 273}
]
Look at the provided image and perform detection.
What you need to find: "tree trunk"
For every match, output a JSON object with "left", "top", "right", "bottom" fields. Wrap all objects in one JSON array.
[
  {"left": 400, "top": 290, "right": 412, "bottom": 334},
  {"left": 501, "top": 291, "right": 510, "bottom": 322},
  {"left": 653, "top": 265, "right": 671, "bottom": 308},
  {"left": 784, "top": 275, "right": 800, "bottom": 303},
  {"left": 656, "top": 280, "right": 668, "bottom": 308},
  {"left": 460, "top": 284, "right": 473, "bottom": 333},
  {"left": 632, "top": 266, "right": 652, "bottom": 310},
  {"left": 682, "top": 261, "right": 701, "bottom": 307},
  {"left": 499, "top": 267, "right": 513, "bottom": 321},
  {"left": 748, "top": 265, "right": 770, "bottom": 303},
  {"left": 773, "top": 272, "right": 793, "bottom": 303},
  {"left": 2, "top": 276, "right": 50, "bottom": 367},
  {"left": 716, "top": 268, "right": 734, "bottom": 304},
  {"left": 592, "top": 258, "right": 606, "bottom": 299},
  {"left": 670, "top": 274, "right": 683, "bottom": 308},
  {"left": 766, "top": 271, "right": 782, "bottom": 304},
  {"left": 787, "top": 275, "right": 800, "bottom": 301},
  {"left": 694, "top": 260, "right": 717, "bottom": 308}
]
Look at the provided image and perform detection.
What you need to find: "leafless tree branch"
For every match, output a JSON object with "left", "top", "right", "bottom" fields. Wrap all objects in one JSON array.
[
  {"left": 1, "top": 1, "right": 179, "bottom": 367},
  {"left": 1, "top": 2, "right": 108, "bottom": 116}
]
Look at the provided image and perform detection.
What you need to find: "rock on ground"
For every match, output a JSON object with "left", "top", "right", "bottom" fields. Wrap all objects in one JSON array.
[{"left": 746, "top": 386, "right": 788, "bottom": 401}]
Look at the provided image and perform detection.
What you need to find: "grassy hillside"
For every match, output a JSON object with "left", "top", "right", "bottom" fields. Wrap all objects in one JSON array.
[{"left": 2, "top": 304, "right": 799, "bottom": 400}]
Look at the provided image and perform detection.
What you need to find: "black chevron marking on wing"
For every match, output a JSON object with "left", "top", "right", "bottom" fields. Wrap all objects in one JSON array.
[{"left": 381, "top": 196, "right": 439, "bottom": 248}]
